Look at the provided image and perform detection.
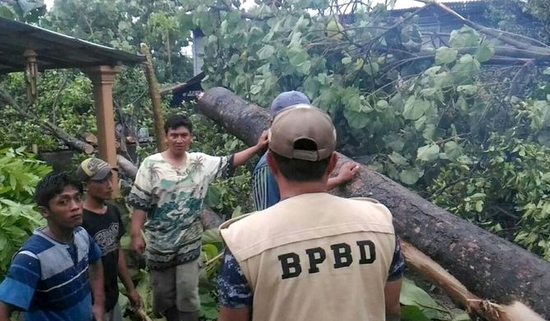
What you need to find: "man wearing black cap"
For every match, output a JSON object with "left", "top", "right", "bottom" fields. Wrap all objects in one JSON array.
[
  {"left": 218, "top": 105, "right": 404, "bottom": 321},
  {"left": 77, "top": 158, "right": 141, "bottom": 321},
  {"left": 252, "top": 91, "right": 360, "bottom": 210}
]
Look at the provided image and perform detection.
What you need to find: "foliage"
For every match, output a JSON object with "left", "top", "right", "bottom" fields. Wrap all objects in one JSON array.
[
  {"left": 429, "top": 95, "right": 550, "bottom": 259},
  {"left": 188, "top": 0, "right": 550, "bottom": 258},
  {"left": 44, "top": 0, "right": 193, "bottom": 84},
  {"left": 0, "top": 147, "right": 51, "bottom": 278},
  {"left": 199, "top": 228, "right": 225, "bottom": 321},
  {"left": 0, "top": 0, "right": 194, "bottom": 152},
  {"left": 2, "top": 0, "right": 550, "bottom": 319},
  {"left": 400, "top": 278, "right": 469, "bottom": 321},
  {"left": 0, "top": 0, "right": 46, "bottom": 22},
  {"left": 0, "top": 70, "right": 95, "bottom": 149}
]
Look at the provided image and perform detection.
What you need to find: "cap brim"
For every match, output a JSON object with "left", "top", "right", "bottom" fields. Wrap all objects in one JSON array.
[{"left": 90, "top": 167, "right": 117, "bottom": 181}]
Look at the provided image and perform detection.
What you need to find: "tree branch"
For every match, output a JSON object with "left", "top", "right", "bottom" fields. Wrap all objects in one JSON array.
[{"left": 0, "top": 85, "right": 94, "bottom": 154}]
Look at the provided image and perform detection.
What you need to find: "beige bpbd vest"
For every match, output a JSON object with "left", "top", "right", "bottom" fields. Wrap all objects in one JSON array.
[{"left": 220, "top": 192, "right": 397, "bottom": 321}]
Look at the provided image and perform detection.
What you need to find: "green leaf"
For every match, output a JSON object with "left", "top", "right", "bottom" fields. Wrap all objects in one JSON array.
[
  {"left": 457, "top": 84, "right": 479, "bottom": 95},
  {"left": 376, "top": 100, "right": 389, "bottom": 110},
  {"left": 363, "top": 62, "right": 379, "bottom": 76},
  {"left": 287, "top": 46, "right": 308, "bottom": 67},
  {"left": 0, "top": 4, "right": 16, "bottom": 19},
  {"left": 250, "top": 84, "right": 262, "bottom": 95},
  {"left": 343, "top": 109, "right": 370, "bottom": 129},
  {"left": 400, "top": 278, "right": 445, "bottom": 319},
  {"left": 435, "top": 47, "right": 458, "bottom": 65},
  {"left": 451, "top": 54, "right": 481, "bottom": 83},
  {"left": 257, "top": 45, "right": 275, "bottom": 60},
  {"left": 449, "top": 27, "right": 480, "bottom": 49},
  {"left": 384, "top": 134, "right": 405, "bottom": 152},
  {"left": 400, "top": 305, "right": 431, "bottom": 321},
  {"left": 399, "top": 168, "right": 421, "bottom": 185},
  {"left": 475, "top": 43, "right": 495, "bottom": 63},
  {"left": 417, "top": 144, "right": 440, "bottom": 162},
  {"left": 452, "top": 313, "right": 472, "bottom": 321},
  {"left": 231, "top": 205, "right": 242, "bottom": 218},
  {"left": 202, "top": 229, "right": 222, "bottom": 244},
  {"left": 422, "top": 124, "right": 436, "bottom": 141},
  {"left": 444, "top": 141, "right": 461, "bottom": 160},
  {"left": 341, "top": 56, "right": 352, "bottom": 65},
  {"left": 297, "top": 60, "right": 312, "bottom": 74},
  {"left": 403, "top": 97, "right": 429, "bottom": 120},
  {"left": 389, "top": 152, "right": 409, "bottom": 166},
  {"left": 202, "top": 243, "right": 220, "bottom": 260}
]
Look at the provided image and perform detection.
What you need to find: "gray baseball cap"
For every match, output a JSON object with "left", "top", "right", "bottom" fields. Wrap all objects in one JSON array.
[
  {"left": 269, "top": 104, "right": 337, "bottom": 161},
  {"left": 77, "top": 158, "right": 117, "bottom": 181},
  {"left": 270, "top": 91, "right": 310, "bottom": 117}
]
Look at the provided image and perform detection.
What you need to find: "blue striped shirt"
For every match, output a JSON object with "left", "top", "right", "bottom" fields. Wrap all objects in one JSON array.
[
  {"left": 0, "top": 227, "right": 102, "bottom": 321},
  {"left": 252, "top": 153, "right": 280, "bottom": 211}
]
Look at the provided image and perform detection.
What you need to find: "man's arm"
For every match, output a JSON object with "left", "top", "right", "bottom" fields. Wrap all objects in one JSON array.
[
  {"left": 0, "top": 251, "right": 41, "bottom": 319},
  {"left": 219, "top": 306, "right": 251, "bottom": 321},
  {"left": 217, "top": 249, "right": 253, "bottom": 321},
  {"left": 0, "top": 301, "right": 12, "bottom": 321},
  {"left": 130, "top": 209, "right": 147, "bottom": 255},
  {"left": 117, "top": 249, "right": 141, "bottom": 308},
  {"left": 232, "top": 131, "right": 268, "bottom": 167},
  {"left": 89, "top": 258, "right": 105, "bottom": 321},
  {"left": 385, "top": 236, "right": 405, "bottom": 321},
  {"left": 326, "top": 162, "right": 360, "bottom": 190},
  {"left": 385, "top": 279, "right": 402, "bottom": 321}
]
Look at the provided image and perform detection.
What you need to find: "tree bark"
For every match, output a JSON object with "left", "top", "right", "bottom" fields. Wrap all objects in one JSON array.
[
  {"left": 400, "top": 241, "right": 545, "bottom": 321},
  {"left": 82, "top": 132, "right": 98, "bottom": 145},
  {"left": 196, "top": 87, "right": 550, "bottom": 319}
]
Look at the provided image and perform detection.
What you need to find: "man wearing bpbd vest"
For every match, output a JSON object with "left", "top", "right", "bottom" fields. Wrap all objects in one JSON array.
[{"left": 217, "top": 105, "right": 405, "bottom": 321}]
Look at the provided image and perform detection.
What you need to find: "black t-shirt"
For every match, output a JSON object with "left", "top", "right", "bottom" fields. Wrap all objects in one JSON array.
[{"left": 82, "top": 203, "right": 125, "bottom": 311}]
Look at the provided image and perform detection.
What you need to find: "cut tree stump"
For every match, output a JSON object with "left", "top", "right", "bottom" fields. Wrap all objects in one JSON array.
[{"left": 196, "top": 87, "right": 550, "bottom": 319}]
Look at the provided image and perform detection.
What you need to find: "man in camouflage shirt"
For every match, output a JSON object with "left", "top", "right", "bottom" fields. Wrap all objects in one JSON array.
[{"left": 128, "top": 114, "right": 267, "bottom": 321}]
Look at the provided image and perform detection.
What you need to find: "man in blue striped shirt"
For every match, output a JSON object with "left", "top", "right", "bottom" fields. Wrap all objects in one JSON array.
[
  {"left": 252, "top": 91, "right": 360, "bottom": 210},
  {"left": 0, "top": 172, "right": 105, "bottom": 321}
]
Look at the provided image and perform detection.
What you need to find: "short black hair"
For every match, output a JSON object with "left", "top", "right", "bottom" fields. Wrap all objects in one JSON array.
[
  {"left": 34, "top": 172, "right": 82, "bottom": 208},
  {"left": 164, "top": 114, "right": 193, "bottom": 134},
  {"left": 270, "top": 139, "right": 331, "bottom": 182}
]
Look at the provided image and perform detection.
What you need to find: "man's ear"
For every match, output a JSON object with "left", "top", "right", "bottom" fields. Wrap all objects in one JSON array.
[
  {"left": 266, "top": 151, "right": 280, "bottom": 176},
  {"left": 326, "top": 152, "right": 339, "bottom": 176},
  {"left": 37, "top": 206, "right": 50, "bottom": 219}
]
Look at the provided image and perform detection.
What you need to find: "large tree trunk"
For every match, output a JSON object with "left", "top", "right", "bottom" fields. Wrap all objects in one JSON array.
[{"left": 196, "top": 87, "right": 550, "bottom": 319}]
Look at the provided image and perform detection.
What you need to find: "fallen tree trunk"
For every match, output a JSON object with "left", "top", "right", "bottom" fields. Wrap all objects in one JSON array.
[
  {"left": 196, "top": 87, "right": 550, "bottom": 319},
  {"left": 401, "top": 241, "right": 545, "bottom": 321}
]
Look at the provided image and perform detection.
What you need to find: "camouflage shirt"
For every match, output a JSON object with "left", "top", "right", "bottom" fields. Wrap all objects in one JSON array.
[{"left": 127, "top": 152, "right": 232, "bottom": 269}]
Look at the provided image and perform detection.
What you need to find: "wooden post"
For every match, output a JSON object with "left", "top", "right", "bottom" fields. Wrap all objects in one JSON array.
[
  {"left": 85, "top": 65, "right": 121, "bottom": 194},
  {"left": 140, "top": 43, "right": 166, "bottom": 152}
]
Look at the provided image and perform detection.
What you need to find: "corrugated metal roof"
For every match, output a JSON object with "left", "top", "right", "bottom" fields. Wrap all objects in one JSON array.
[
  {"left": 0, "top": 17, "right": 145, "bottom": 74},
  {"left": 389, "top": 0, "right": 486, "bottom": 14}
]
